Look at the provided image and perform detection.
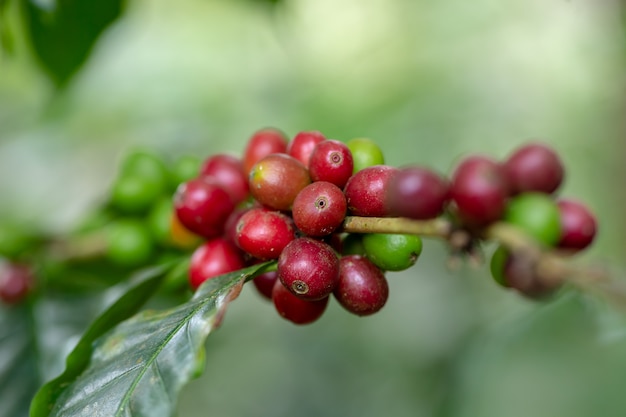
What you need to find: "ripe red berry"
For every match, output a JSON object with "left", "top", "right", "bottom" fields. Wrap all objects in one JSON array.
[
  {"left": 450, "top": 155, "right": 510, "bottom": 227},
  {"left": 334, "top": 255, "right": 388, "bottom": 316},
  {"left": 556, "top": 199, "right": 597, "bottom": 251},
  {"left": 272, "top": 279, "right": 329, "bottom": 325},
  {"left": 504, "top": 142, "right": 564, "bottom": 195},
  {"left": 252, "top": 270, "right": 279, "bottom": 300},
  {"left": 235, "top": 208, "right": 296, "bottom": 260},
  {"left": 278, "top": 237, "right": 340, "bottom": 301},
  {"left": 292, "top": 181, "right": 347, "bottom": 237},
  {"left": 189, "top": 238, "right": 246, "bottom": 290},
  {"left": 344, "top": 165, "right": 398, "bottom": 217},
  {"left": 174, "top": 178, "right": 235, "bottom": 239},
  {"left": 287, "top": 131, "right": 326, "bottom": 166},
  {"left": 249, "top": 154, "right": 311, "bottom": 211},
  {"left": 308, "top": 140, "right": 354, "bottom": 188},
  {"left": 0, "top": 263, "right": 34, "bottom": 304},
  {"left": 386, "top": 166, "right": 450, "bottom": 220},
  {"left": 242, "top": 128, "right": 288, "bottom": 175},
  {"left": 199, "top": 154, "right": 249, "bottom": 205}
]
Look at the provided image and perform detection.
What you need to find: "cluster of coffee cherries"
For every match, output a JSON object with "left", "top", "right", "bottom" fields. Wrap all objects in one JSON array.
[{"left": 173, "top": 128, "right": 597, "bottom": 325}]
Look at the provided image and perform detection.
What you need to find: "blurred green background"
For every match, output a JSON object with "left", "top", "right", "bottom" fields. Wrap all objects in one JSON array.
[{"left": 1, "top": 0, "right": 625, "bottom": 416}]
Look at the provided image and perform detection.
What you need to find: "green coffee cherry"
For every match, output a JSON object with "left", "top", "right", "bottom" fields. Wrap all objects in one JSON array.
[
  {"left": 106, "top": 219, "right": 153, "bottom": 267},
  {"left": 347, "top": 138, "right": 385, "bottom": 173},
  {"left": 362, "top": 233, "right": 422, "bottom": 271},
  {"left": 504, "top": 193, "right": 561, "bottom": 246},
  {"left": 148, "top": 197, "right": 174, "bottom": 246},
  {"left": 171, "top": 155, "right": 201, "bottom": 187},
  {"left": 120, "top": 150, "right": 170, "bottom": 186},
  {"left": 111, "top": 175, "right": 164, "bottom": 214},
  {"left": 490, "top": 245, "right": 509, "bottom": 286}
]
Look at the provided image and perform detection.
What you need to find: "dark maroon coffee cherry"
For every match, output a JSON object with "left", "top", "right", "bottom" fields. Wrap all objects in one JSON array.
[
  {"left": 556, "top": 199, "right": 597, "bottom": 251},
  {"left": 235, "top": 208, "right": 296, "bottom": 260},
  {"left": 249, "top": 154, "right": 311, "bottom": 211},
  {"left": 0, "top": 263, "right": 34, "bottom": 304},
  {"left": 272, "top": 279, "right": 329, "bottom": 325},
  {"left": 386, "top": 166, "right": 450, "bottom": 220},
  {"left": 292, "top": 181, "right": 347, "bottom": 237},
  {"left": 189, "top": 238, "right": 246, "bottom": 290},
  {"left": 308, "top": 140, "right": 354, "bottom": 189},
  {"left": 174, "top": 178, "right": 235, "bottom": 239},
  {"left": 343, "top": 165, "right": 398, "bottom": 217},
  {"left": 242, "top": 128, "right": 289, "bottom": 175},
  {"left": 278, "top": 237, "right": 340, "bottom": 301},
  {"left": 252, "top": 270, "right": 279, "bottom": 300},
  {"left": 504, "top": 142, "right": 564, "bottom": 195},
  {"left": 450, "top": 155, "right": 510, "bottom": 227},
  {"left": 199, "top": 154, "right": 249, "bottom": 205},
  {"left": 287, "top": 131, "right": 326, "bottom": 166},
  {"left": 334, "top": 255, "right": 388, "bottom": 316}
]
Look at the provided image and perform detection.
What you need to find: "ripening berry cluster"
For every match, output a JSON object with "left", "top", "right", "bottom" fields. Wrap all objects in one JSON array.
[{"left": 173, "top": 128, "right": 598, "bottom": 325}]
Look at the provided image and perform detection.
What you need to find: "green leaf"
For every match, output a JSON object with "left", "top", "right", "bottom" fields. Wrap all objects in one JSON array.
[
  {"left": 32, "top": 262, "right": 272, "bottom": 417},
  {"left": 30, "top": 261, "right": 182, "bottom": 417},
  {"left": 20, "top": 0, "right": 125, "bottom": 86}
]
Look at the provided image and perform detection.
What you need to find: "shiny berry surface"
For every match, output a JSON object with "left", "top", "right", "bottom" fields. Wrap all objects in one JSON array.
[
  {"left": 292, "top": 181, "right": 347, "bottom": 237},
  {"left": 504, "top": 193, "right": 561, "bottom": 246},
  {"left": 504, "top": 142, "right": 564, "bottom": 195},
  {"left": 249, "top": 154, "right": 311, "bottom": 211},
  {"left": 200, "top": 154, "right": 249, "bottom": 205},
  {"left": 344, "top": 165, "right": 398, "bottom": 217},
  {"left": 242, "top": 128, "right": 288, "bottom": 175},
  {"left": 235, "top": 208, "right": 296, "bottom": 260},
  {"left": 347, "top": 138, "right": 385, "bottom": 173},
  {"left": 557, "top": 199, "right": 597, "bottom": 251},
  {"left": 189, "top": 238, "right": 246, "bottom": 290},
  {"left": 362, "top": 233, "right": 422, "bottom": 271},
  {"left": 287, "top": 130, "right": 326, "bottom": 166},
  {"left": 387, "top": 166, "right": 450, "bottom": 220},
  {"left": 278, "top": 237, "right": 340, "bottom": 301},
  {"left": 308, "top": 140, "right": 354, "bottom": 188},
  {"left": 334, "top": 255, "right": 388, "bottom": 316},
  {"left": 272, "top": 279, "right": 329, "bottom": 325}
]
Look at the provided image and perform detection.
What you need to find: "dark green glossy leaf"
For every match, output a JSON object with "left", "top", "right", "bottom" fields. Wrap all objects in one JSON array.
[
  {"left": 21, "top": 0, "right": 125, "bottom": 86},
  {"left": 30, "top": 261, "right": 182, "bottom": 417},
  {"left": 32, "top": 262, "right": 271, "bottom": 417}
]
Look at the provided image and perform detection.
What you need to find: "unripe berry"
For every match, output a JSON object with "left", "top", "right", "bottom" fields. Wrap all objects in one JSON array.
[
  {"left": 344, "top": 165, "right": 398, "bottom": 217},
  {"left": 249, "top": 154, "right": 311, "bottom": 211},
  {"left": 308, "top": 140, "right": 354, "bottom": 189},
  {"left": 235, "top": 208, "right": 296, "bottom": 260},
  {"left": 287, "top": 131, "right": 326, "bottom": 166},
  {"left": 189, "top": 238, "right": 246, "bottom": 290},
  {"left": 334, "top": 255, "right": 389, "bottom": 316},
  {"left": 278, "top": 238, "right": 340, "bottom": 301},
  {"left": 504, "top": 193, "right": 561, "bottom": 246},
  {"left": 387, "top": 166, "right": 450, "bottom": 220},
  {"left": 362, "top": 233, "right": 422, "bottom": 271},
  {"left": 106, "top": 219, "right": 153, "bottom": 267},
  {"left": 292, "top": 181, "right": 347, "bottom": 237},
  {"left": 242, "top": 128, "right": 288, "bottom": 175},
  {"left": 347, "top": 138, "right": 385, "bottom": 173},
  {"left": 504, "top": 142, "right": 564, "bottom": 195},
  {"left": 272, "top": 279, "right": 329, "bottom": 325}
]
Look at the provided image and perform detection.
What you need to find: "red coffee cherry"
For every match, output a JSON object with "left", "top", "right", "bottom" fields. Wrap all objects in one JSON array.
[
  {"left": 242, "top": 128, "right": 289, "bottom": 175},
  {"left": 556, "top": 199, "right": 597, "bottom": 251},
  {"left": 0, "top": 263, "right": 34, "bottom": 304},
  {"left": 249, "top": 154, "right": 311, "bottom": 211},
  {"left": 292, "top": 181, "right": 347, "bottom": 237},
  {"left": 504, "top": 142, "right": 564, "bottom": 195},
  {"left": 199, "top": 154, "right": 249, "bottom": 205},
  {"left": 272, "top": 279, "right": 329, "bottom": 325},
  {"left": 235, "top": 208, "right": 296, "bottom": 260},
  {"left": 450, "top": 155, "right": 510, "bottom": 227},
  {"left": 287, "top": 130, "right": 326, "bottom": 166},
  {"left": 278, "top": 237, "right": 340, "bottom": 301},
  {"left": 223, "top": 207, "right": 251, "bottom": 245},
  {"left": 174, "top": 178, "right": 234, "bottom": 239},
  {"left": 252, "top": 270, "right": 279, "bottom": 300},
  {"left": 386, "top": 166, "right": 450, "bottom": 220},
  {"left": 333, "top": 255, "right": 388, "bottom": 316},
  {"left": 343, "top": 165, "right": 398, "bottom": 217},
  {"left": 189, "top": 238, "right": 246, "bottom": 290},
  {"left": 308, "top": 140, "right": 354, "bottom": 188}
]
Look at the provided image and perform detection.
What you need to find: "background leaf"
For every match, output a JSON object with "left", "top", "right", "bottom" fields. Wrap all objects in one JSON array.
[{"left": 38, "top": 262, "right": 270, "bottom": 417}]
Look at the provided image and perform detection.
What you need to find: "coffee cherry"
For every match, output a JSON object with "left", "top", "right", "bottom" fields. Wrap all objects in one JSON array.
[
  {"left": 344, "top": 165, "right": 398, "bottom": 217},
  {"left": 387, "top": 166, "right": 450, "bottom": 220},
  {"left": 292, "top": 181, "right": 347, "bottom": 237},
  {"left": 249, "top": 154, "right": 311, "bottom": 211},
  {"left": 278, "top": 237, "right": 340, "bottom": 300},
  {"left": 308, "top": 140, "right": 354, "bottom": 188},
  {"left": 111, "top": 175, "right": 164, "bottom": 214},
  {"left": 334, "top": 255, "right": 388, "bottom": 316},
  {"left": 287, "top": 130, "right": 326, "bottom": 166},
  {"left": 450, "top": 155, "right": 510, "bottom": 227},
  {"left": 272, "top": 279, "right": 329, "bottom": 325},
  {"left": 119, "top": 150, "right": 170, "bottom": 187},
  {"left": 171, "top": 155, "right": 201, "bottom": 186},
  {"left": 341, "top": 233, "right": 366, "bottom": 256},
  {"left": 504, "top": 193, "right": 561, "bottom": 246},
  {"left": 200, "top": 154, "right": 249, "bottom": 205},
  {"left": 252, "top": 270, "right": 279, "bottom": 300},
  {"left": 235, "top": 208, "right": 296, "bottom": 260},
  {"left": 0, "top": 263, "right": 34, "bottom": 304},
  {"left": 223, "top": 207, "right": 251, "bottom": 245},
  {"left": 174, "top": 178, "right": 234, "bottom": 239},
  {"left": 188, "top": 238, "right": 246, "bottom": 290},
  {"left": 362, "top": 233, "right": 422, "bottom": 271},
  {"left": 556, "top": 199, "right": 597, "bottom": 251},
  {"left": 347, "top": 138, "right": 385, "bottom": 173},
  {"left": 106, "top": 219, "right": 153, "bottom": 267},
  {"left": 489, "top": 245, "right": 509, "bottom": 287},
  {"left": 147, "top": 197, "right": 175, "bottom": 246},
  {"left": 504, "top": 142, "right": 564, "bottom": 195},
  {"left": 169, "top": 212, "right": 201, "bottom": 250},
  {"left": 242, "top": 128, "right": 288, "bottom": 175}
]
